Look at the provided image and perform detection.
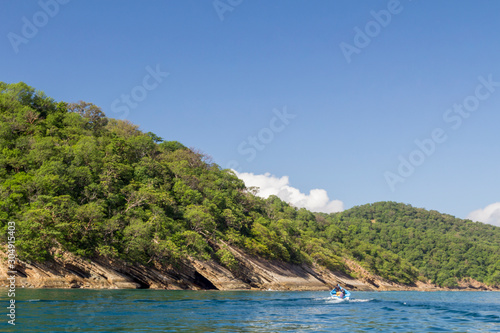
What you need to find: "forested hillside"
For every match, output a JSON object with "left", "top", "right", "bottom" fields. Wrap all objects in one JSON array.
[
  {"left": 1, "top": 82, "right": 498, "bottom": 288},
  {"left": 327, "top": 202, "right": 500, "bottom": 287}
]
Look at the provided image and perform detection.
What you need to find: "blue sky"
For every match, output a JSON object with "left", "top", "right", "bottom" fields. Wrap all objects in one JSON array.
[{"left": 2, "top": 0, "right": 500, "bottom": 225}]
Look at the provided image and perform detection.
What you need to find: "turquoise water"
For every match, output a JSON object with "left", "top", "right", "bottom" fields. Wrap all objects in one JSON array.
[{"left": 2, "top": 289, "right": 499, "bottom": 332}]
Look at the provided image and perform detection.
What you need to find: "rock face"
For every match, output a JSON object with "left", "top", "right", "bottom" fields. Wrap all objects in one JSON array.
[{"left": 0, "top": 247, "right": 497, "bottom": 291}]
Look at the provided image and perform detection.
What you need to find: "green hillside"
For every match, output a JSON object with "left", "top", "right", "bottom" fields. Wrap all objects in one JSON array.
[
  {"left": 1, "top": 82, "right": 498, "bottom": 288},
  {"left": 329, "top": 202, "right": 500, "bottom": 286}
]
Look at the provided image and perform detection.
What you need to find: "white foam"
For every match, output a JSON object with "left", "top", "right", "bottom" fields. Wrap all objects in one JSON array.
[{"left": 326, "top": 298, "right": 347, "bottom": 303}]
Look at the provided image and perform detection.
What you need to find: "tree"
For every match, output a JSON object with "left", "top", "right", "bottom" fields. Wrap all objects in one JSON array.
[{"left": 68, "top": 101, "right": 108, "bottom": 133}]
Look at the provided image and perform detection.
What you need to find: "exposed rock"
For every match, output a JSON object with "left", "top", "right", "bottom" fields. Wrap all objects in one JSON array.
[
  {"left": 1, "top": 247, "right": 498, "bottom": 291},
  {"left": 455, "top": 278, "right": 492, "bottom": 291}
]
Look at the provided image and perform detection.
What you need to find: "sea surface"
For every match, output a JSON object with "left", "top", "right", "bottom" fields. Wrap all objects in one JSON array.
[{"left": 2, "top": 289, "right": 499, "bottom": 332}]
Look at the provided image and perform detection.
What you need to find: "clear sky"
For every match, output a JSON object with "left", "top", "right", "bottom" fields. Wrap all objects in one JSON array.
[{"left": 2, "top": 0, "right": 500, "bottom": 225}]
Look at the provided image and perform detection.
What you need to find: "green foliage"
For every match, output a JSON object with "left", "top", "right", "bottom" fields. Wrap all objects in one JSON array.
[
  {"left": 332, "top": 202, "right": 500, "bottom": 286},
  {"left": 159, "top": 140, "right": 186, "bottom": 152},
  {"left": 215, "top": 246, "right": 238, "bottom": 271},
  {"left": 1, "top": 82, "right": 498, "bottom": 288}
]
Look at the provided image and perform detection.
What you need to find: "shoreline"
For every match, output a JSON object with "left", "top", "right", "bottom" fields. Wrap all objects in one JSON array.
[
  {"left": 2, "top": 247, "right": 498, "bottom": 293},
  {"left": 1, "top": 286, "right": 499, "bottom": 292}
]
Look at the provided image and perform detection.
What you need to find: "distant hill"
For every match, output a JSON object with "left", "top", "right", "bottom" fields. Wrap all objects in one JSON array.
[
  {"left": 0, "top": 82, "right": 498, "bottom": 289},
  {"left": 328, "top": 202, "right": 500, "bottom": 287}
]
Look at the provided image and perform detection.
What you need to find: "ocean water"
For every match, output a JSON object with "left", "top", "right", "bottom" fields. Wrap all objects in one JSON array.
[{"left": 2, "top": 289, "right": 499, "bottom": 332}]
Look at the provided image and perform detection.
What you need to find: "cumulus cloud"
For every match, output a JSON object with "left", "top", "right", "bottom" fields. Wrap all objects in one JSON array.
[
  {"left": 467, "top": 202, "right": 500, "bottom": 227},
  {"left": 233, "top": 171, "right": 344, "bottom": 213}
]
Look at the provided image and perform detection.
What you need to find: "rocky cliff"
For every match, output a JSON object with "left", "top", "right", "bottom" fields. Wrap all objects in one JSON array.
[{"left": 1, "top": 245, "right": 496, "bottom": 292}]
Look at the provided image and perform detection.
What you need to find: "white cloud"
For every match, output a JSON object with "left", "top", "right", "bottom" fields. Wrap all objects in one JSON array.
[
  {"left": 467, "top": 202, "right": 500, "bottom": 227},
  {"left": 233, "top": 171, "right": 344, "bottom": 213}
]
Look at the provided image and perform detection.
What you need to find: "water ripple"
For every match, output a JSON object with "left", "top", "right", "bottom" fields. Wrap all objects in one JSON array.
[{"left": 1, "top": 290, "right": 499, "bottom": 332}]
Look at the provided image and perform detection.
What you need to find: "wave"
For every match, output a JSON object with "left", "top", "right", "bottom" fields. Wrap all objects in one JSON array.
[
  {"left": 349, "top": 299, "right": 373, "bottom": 303},
  {"left": 374, "top": 299, "right": 500, "bottom": 324}
]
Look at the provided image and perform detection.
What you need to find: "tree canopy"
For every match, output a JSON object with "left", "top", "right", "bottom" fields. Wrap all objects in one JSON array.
[{"left": 330, "top": 202, "right": 500, "bottom": 286}]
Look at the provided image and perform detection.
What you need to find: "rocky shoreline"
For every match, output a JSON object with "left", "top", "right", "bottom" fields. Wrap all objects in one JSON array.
[{"left": 1, "top": 247, "right": 497, "bottom": 292}]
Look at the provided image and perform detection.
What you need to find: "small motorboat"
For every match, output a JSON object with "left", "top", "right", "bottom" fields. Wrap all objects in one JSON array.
[{"left": 330, "top": 289, "right": 351, "bottom": 301}]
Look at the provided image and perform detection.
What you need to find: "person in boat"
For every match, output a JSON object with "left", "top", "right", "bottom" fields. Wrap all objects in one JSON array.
[{"left": 332, "top": 284, "right": 343, "bottom": 296}]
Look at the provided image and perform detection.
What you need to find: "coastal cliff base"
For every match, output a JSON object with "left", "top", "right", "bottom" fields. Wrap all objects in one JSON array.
[{"left": 0, "top": 247, "right": 495, "bottom": 291}]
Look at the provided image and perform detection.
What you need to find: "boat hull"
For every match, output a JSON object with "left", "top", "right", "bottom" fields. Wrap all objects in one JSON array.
[
  {"left": 331, "top": 296, "right": 350, "bottom": 301},
  {"left": 330, "top": 290, "right": 351, "bottom": 301}
]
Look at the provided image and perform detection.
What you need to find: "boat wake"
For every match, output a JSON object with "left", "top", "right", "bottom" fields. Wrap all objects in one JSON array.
[
  {"left": 349, "top": 298, "right": 373, "bottom": 303},
  {"left": 322, "top": 297, "right": 374, "bottom": 304}
]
